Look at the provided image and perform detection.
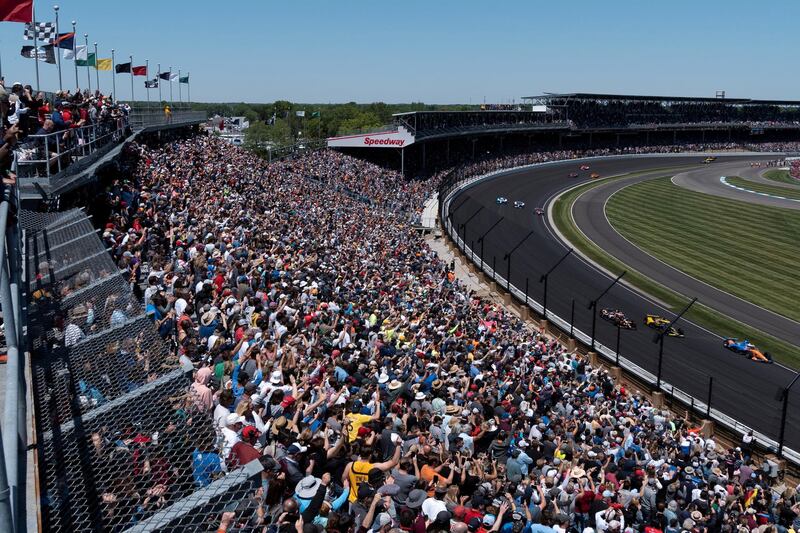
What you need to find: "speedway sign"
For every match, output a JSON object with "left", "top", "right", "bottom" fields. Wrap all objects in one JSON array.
[{"left": 327, "top": 128, "right": 415, "bottom": 149}]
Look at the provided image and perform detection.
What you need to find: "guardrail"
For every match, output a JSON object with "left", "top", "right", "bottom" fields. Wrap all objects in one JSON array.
[
  {"left": 0, "top": 155, "right": 29, "bottom": 533},
  {"left": 438, "top": 155, "right": 800, "bottom": 467},
  {"left": 128, "top": 110, "right": 208, "bottom": 130},
  {"left": 16, "top": 118, "right": 129, "bottom": 180}
]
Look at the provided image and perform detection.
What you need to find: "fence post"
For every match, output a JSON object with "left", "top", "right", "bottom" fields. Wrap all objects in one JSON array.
[
  {"left": 524, "top": 277, "right": 529, "bottom": 306},
  {"left": 706, "top": 376, "right": 713, "bottom": 418},
  {"left": 569, "top": 298, "right": 575, "bottom": 338}
]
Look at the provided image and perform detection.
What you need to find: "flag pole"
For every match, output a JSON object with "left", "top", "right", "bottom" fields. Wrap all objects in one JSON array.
[
  {"left": 129, "top": 55, "right": 134, "bottom": 105},
  {"left": 71, "top": 21, "right": 78, "bottom": 90},
  {"left": 187, "top": 72, "right": 190, "bottom": 103},
  {"left": 157, "top": 63, "right": 161, "bottom": 103},
  {"left": 169, "top": 65, "right": 173, "bottom": 103},
  {"left": 84, "top": 33, "right": 90, "bottom": 92},
  {"left": 111, "top": 48, "right": 116, "bottom": 101},
  {"left": 145, "top": 59, "right": 150, "bottom": 107},
  {"left": 54, "top": 5, "right": 63, "bottom": 91},
  {"left": 93, "top": 42, "right": 99, "bottom": 92},
  {"left": 178, "top": 69, "right": 181, "bottom": 104},
  {"left": 32, "top": 4, "right": 41, "bottom": 92}
]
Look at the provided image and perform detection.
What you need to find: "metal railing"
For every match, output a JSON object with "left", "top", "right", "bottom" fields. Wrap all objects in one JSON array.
[
  {"left": 15, "top": 118, "right": 129, "bottom": 180},
  {"left": 0, "top": 155, "right": 29, "bottom": 533},
  {"left": 128, "top": 110, "right": 208, "bottom": 130},
  {"left": 438, "top": 154, "right": 800, "bottom": 467}
]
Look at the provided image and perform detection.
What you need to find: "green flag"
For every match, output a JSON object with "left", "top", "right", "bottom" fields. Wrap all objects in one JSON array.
[
  {"left": 76, "top": 52, "right": 95, "bottom": 67},
  {"left": 179, "top": 75, "right": 189, "bottom": 83},
  {"left": 311, "top": 111, "right": 320, "bottom": 118}
]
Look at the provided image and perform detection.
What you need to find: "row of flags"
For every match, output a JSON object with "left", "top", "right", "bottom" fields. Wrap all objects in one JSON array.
[{"left": 1, "top": 1, "right": 189, "bottom": 92}]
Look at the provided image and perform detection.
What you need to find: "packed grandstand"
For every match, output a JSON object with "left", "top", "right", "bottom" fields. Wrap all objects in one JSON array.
[{"left": 6, "top": 57, "right": 800, "bottom": 533}]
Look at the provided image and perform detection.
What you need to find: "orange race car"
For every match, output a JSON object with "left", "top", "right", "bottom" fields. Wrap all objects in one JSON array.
[
  {"left": 590, "top": 172, "right": 601, "bottom": 179},
  {"left": 723, "top": 338, "right": 772, "bottom": 363}
]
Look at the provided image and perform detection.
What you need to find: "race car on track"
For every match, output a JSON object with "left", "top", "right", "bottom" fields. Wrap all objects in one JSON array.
[
  {"left": 600, "top": 308, "right": 637, "bottom": 329},
  {"left": 645, "top": 314, "right": 685, "bottom": 338},
  {"left": 534, "top": 207, "right": 545, "bottom": 216},
  {"left": 496, "top": 196, "right": 508, "bottom": 204},
  {"left": 580, "top": 165, "right": 590, "bottom": 171},
  {"left": 513, "top": 200, "right": 525, "bottom": 209},
  {"left": 568, "top": 172, "right": 579, "bottom": 178},
  {"left": 703, "top": 156, "right": 717, "bottom": 164},
  {"left": 723, "top": 338, "right": 772, "bottom": 363},
  {"left": 590, "top": 172, "right": 601, "bottom": 179}
]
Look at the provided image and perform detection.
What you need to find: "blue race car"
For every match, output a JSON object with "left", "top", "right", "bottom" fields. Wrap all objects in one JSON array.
[
  {"left": 723, "top": 338, "right": 772, "bottom": 363},
  {"left": 496, "top": 197, "right": 508, "bottom": 204}
]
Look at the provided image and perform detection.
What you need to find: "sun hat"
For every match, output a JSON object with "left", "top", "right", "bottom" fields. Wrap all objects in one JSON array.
[
  {"left": 415, "top": 391, "right": 426, "bottom": 401},
  {"left": 405, "top": 489, "right": 427, "bottom": 509},
  {"left": 296, "top": 475, "right": 321, "bottom": 498}
]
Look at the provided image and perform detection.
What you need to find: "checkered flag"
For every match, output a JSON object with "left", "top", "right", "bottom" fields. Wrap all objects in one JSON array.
[{"left": 24, "top": 22, "right": 56, "bottom": 42}]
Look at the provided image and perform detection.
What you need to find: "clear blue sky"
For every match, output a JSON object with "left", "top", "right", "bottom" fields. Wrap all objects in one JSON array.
[{"left": 0, "top": 0, "right": 797, "bottom": 103}]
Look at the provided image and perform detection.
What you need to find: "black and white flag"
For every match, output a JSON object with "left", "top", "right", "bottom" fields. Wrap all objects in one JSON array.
[
  {"left": 144, "top": 78, "right": 159, "bottom": 88},
  {"left": 20, "top": 44, "right": 56, "bottom": 64},
  {"left": 23, "top": 22, "right": 56, "bottom": 42}
]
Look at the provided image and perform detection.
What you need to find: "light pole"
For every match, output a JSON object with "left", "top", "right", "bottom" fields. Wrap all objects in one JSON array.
[
  {"left": 477, "top": 217, "right": 504, "bottom": 270},
  {"left": 458, "top": 206, "right": 484, "bottom": 251},
  {"left": 777, "top": 372, "right": 800, "bottom": 458},
  {"left": 111, "top": 48, "right": 116, "bottom": 100},
  {"left": 654, "top": 297, "right": 697, "bottom": 389},
  {"left": 503, "top": 231, "right": 534, "bottom": 291},
  {"left": 539, "top": 247, "right": 573, "bottom": 319},
  {"left": 588, "top": 271, "right": 626, "bottom": 351}
]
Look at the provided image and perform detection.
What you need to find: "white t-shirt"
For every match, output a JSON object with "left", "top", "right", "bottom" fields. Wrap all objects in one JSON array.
[{"left": 421, "top": 497, "right": 447, "bottom": 522}]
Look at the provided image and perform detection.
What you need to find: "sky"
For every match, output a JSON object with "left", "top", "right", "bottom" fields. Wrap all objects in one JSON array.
[{"left": 0, "top": 0, "right": 797, "bottom": 104}]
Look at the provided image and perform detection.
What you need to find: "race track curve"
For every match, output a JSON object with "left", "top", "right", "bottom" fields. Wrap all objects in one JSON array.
[
  {"left": 447, "top": 154, "right": 800, "bottom": 455},
  {"left": 672, "top": 161, "right": 800, "bottom": 210},
  {"left": 573, "top": 162, "right": 800, "bottom": 346}
]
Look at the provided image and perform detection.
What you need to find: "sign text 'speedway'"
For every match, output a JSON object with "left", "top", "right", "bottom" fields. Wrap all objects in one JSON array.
[{"left": 363, "top": 137, "right": 405, "bottom": 147}]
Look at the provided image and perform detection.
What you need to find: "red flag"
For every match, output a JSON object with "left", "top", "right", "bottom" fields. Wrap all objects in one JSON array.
[
  {"left": 132, "top": 65, "right": 147, "bottom": 76},
  {"left": 0, "top": 0, "right": 33, "bottom": 22}
]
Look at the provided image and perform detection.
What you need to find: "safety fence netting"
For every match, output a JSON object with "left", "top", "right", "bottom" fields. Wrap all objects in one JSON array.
[{"left": 22, "top": 207, "right": 254, "bottom": 532}]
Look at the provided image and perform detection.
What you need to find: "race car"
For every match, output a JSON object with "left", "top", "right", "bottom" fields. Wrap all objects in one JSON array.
[
  {"left": 580, "top": 165, "right": 590, "bottom": 171},
  {"left": 568, "top": 172, "right": 579, "bottom": 178},
  {"left": 496, "top": 196, "right": 508, "bottom": 204},
  {"left": 645, "top": 314, "right": 684, "bottom": 338},
  {"left": 534, "top": 207, "right": 545, "bottom": 216},
  {"left": 600, "top": 308, "right": 637, "bottom": 329},
  {"left": 513, "top": 200, "right": 525, "bottom": 209},
  {"left": 590, "top": 172, "right": 601, "bottom": 179},
  {"left": 723, "top": 338, "right": 772, "bottom": 363},
  {"left": 703, "top": 156, "right": 717, "bottom": 164}
]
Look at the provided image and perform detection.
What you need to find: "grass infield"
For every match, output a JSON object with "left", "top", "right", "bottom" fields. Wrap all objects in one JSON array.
[
  {"left": 725, "top": 176, "right": 800, "bottom": 201},
  {"left": 763, "top": 169, "right": 800, "bottom": 186},
  {"left": 553, "top": 174, "right": 800, "bottom": 367}
]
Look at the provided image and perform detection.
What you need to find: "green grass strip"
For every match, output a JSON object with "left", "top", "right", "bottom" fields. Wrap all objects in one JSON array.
[
  {"left": 764, "top": 169, "right": 800, "bottom": 186},
  {"left": 606, "top": 178, "right": 800, "bottom": 322},
  {"left": 725, "top": 176, "right": 800, "bottom": 200},
  {"left": 553, "top": 174, "right": 800, "bottom": 368}
]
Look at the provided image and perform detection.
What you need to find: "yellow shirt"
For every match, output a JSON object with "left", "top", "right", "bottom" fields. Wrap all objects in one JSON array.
[
  {"left": 348, "top": 460, "right": 373, "bottom": 502},
  {"left": 346, "top": 413, "right": 373, "bottom": 442}
]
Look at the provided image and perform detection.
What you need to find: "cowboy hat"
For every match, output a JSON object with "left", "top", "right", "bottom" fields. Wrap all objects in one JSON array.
[{"left": 388, "top": 380, "right": 403, "bottom": 391}]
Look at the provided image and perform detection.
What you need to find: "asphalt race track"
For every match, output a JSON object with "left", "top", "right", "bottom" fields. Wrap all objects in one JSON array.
[
  {"left": 573, "top": 162, "right": 800, "bottom": 346},
  {"left": 447, "top": 154, "right": 800, "bottom": 454},
  {"left": 673, "top": 161, "right": 800, "bottom": 210}
]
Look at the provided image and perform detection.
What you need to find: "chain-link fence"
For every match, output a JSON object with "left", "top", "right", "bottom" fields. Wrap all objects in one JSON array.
[{"left": 22, "top": 207, "right": 259, "bottom": 532}]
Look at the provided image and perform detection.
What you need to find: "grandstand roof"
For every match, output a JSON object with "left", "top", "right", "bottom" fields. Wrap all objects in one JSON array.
[{"left": 522, "top": 92, "right": 800, "bottom": 106}]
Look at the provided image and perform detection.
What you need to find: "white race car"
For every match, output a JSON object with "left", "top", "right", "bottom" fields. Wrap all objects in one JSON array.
[
  {"left": 496, "top": 197, "right": 508, "bottom": 204},
  {"left": 513, "top": 200, "right": 525, "bottom": 209}
]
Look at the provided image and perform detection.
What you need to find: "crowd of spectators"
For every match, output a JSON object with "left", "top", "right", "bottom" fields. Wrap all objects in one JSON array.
[
  {"left": 75, "top": 134, "right": 800, "bottom": 533},
  {"left": 546, "top": 99, "right": 800, "bottom": 130},
  {"left": 0, "top": 78, "right": 130, "bottom": 179}
]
